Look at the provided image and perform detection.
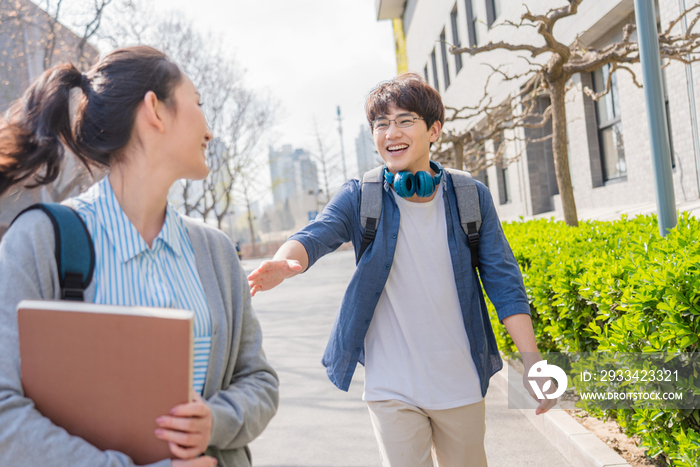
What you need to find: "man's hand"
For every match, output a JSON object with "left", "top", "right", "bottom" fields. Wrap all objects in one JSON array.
[
  {"left": 172, "top": 457, "right": 217, "bottom": 467},
  {"left": 247, "top": 259, "right": 303, "bottom": 296},
  {"left": 522, "top": 361, "right": 559, "bottom": 415},
  {"left": 501, "top": 315, "right": 558, "bottom": 415},
  {"left": 155, "top": 393, "right": 213, "bottom": 460}
]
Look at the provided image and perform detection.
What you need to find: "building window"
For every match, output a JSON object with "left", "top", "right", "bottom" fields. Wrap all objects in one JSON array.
[
  {"left": 655, "top": 17, "right": 676, "bottom": 169},
  {"left": 465, "top": 0, "right": 479, "bottom": 47},
  {"left": 472, "top": 142, "right": 489, "bottom": 188},
  {"left": 494, "top": 137, "right": 511, "bottom": 204},
  {"left": 486, "top": 0, "right": 501, "bottom": 27},
  {"left": 475, "top": 169, "right": 489, "bottom": 188},
  {"left": 664, "top": 90, "right": 676, "bottom": 169},
  {"left": 661, "top": 66, "right": 676, "bottom": 168},
  {"left": 450, "top": 5, "right": 463, "bottom": 73},
  {"left": 424, "top": 65, "right": 429, "bottom": 83},
  {"left": 431, "top": 48, "right": 440, "bottom": 92},
  {"left": 440, "top": 29, "right": 451, "bottom": 89},
  {"left": 592, "top": 65, "right": 626, "bottom": 182},
  {"left": 498, "top": 167, "right": 511, "bottom": 204}
]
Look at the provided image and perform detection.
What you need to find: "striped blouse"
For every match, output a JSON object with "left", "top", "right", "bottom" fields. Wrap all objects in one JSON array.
[{"left": 71, "top": 177, "right": 212, "bottom": 395}]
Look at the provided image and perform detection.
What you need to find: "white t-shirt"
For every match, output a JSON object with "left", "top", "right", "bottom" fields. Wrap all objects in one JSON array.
[{"left": 363, "top": 181, "right": 483, "bottom": 410}]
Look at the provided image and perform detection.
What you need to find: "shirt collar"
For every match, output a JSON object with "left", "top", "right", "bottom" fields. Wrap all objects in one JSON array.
[{"left": 95, "top": 177, "right": 183, "bottom": 263}]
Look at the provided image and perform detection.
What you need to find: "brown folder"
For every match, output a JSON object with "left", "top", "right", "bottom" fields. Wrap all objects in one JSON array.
[{"left": 17, "top": 300, "right": 194, "bottom": 465}]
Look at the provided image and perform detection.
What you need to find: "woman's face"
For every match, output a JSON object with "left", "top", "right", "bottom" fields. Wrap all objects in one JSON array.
[{"left": 163, "top": 75, "right": 212, "bottom": 181}]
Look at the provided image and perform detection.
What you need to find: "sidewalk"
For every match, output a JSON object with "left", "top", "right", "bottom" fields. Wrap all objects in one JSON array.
[
  {"left": 506, "top": 197, "right": 700, "bottom": 223},
  {"left": 244, "top": 251, "right": 576, "bottom": 466}
]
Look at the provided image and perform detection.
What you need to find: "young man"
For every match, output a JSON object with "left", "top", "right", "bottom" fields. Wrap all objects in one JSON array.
[{"left": 248, "top": 73, "right": 555, "bottom": 466}]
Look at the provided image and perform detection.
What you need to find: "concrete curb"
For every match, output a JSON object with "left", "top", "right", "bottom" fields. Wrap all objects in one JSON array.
[{"left": 491, "top": 362, "right": 632, "bottom": 467}]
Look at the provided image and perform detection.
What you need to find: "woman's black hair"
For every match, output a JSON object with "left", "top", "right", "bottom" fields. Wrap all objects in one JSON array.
[{"left": 0, "top": 45, "right": 182, "bottom": 196}]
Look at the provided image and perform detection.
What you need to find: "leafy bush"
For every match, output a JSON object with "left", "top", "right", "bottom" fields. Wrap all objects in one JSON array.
[{"left": 488, "top": 212, "right": 700, "bottom": 466}]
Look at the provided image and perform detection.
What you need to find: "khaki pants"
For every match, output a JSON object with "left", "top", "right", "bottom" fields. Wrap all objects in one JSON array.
[{"left": 366, "top": 399, "right": 487, "bottom": 467}]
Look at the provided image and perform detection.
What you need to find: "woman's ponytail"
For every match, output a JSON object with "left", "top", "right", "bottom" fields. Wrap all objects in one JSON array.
[
  {"left": 0, "top": 46, "right": 183, "bottom": 197},
  {"left": 0, "top": 63, "right": 83, "bottom": 196}
]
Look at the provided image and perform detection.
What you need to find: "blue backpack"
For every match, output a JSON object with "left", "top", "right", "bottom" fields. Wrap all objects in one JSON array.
[{"left": 11, "top": 203, "right": 94, "bottom": 301}]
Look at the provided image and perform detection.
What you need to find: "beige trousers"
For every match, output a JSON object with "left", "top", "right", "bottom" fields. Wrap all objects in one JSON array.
[{"left": 366, "top": 398, "right": 488, "bottom": 467}]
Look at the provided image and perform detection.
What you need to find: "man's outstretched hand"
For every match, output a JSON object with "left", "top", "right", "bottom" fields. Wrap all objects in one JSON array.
[{"left": 247, "top": 259, "right": 303, "bottom": 296}]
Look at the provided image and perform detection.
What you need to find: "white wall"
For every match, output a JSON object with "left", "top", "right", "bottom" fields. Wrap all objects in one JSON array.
[{"left": 401, "top": 0, "right": 700, "bottom": 220}]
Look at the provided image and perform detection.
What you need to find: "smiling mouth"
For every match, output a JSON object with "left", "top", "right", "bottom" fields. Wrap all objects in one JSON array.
[{"left": 387, "top": 144, "right": 408, "bottom": 154}]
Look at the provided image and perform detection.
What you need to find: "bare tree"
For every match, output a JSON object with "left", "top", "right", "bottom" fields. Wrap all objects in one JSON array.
[
  {"left": 110, "top": 12, "right": 277, "bottom": 228},
  {"left": 233, "top": 161, "right": 271, "bottom": 257},
  {"left": 39, "top": 0, "right": 112, "bottom": 69},
  {"left": 97, "top": 0, "right": 154, "bottom": 48},
  {"left": 211, "top": 88, "right": 276, "bottom": 230},
  {"left": 72, "top": 0, "right": 112, "bottom": 67},
  {"left": 433, "top": 69, "right": 552, "bottom": 176},
  {"left": 0, "top": 0, "right": 110, "bottom": 238},
  {"left": 240, "top": 182, "right": 257, "bottom": 257},
  {"left": 0, "top": 0, "right": 110, "bottom": 72},
  {"left": 447, "top": 0, "right": 700, "bottom": 226},
  {"left": 312, "top": 119, "right": 343, "bottom": 205}
]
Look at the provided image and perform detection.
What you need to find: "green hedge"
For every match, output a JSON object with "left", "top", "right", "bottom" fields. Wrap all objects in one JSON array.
[{"left": 488, "top": 212, "right": 700, "bottom": 466}]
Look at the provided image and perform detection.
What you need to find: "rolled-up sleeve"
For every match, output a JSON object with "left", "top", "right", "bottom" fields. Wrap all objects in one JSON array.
[
  {"left": 289, "top": 180, "right": 359, "bottom": 269},
  {"left": 474, "top": 183, "right": 531, "bottom": 323}
]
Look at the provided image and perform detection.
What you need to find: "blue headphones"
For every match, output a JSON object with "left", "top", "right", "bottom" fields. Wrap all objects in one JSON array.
[{"left": 383, "top": 160, "right": 443, "bottom": 198}]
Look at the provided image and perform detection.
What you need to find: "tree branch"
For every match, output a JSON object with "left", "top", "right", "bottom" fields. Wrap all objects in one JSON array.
[
  {"left": 664, "top": 3, "right": 700, "bottom": 36},
  {"left": 451, "top": 41, "right": 550, "bottom": 58},
  {"left": 616, "top": 64, "right": 643, "bottom": 88}
]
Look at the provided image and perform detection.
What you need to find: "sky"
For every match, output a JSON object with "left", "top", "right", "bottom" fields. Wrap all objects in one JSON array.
[{"left": 148, "top": 0, "right": 397, "bottom": 185}]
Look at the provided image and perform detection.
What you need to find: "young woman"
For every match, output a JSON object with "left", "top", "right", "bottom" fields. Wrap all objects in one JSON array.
[{"left": 0, "top": 46, "right": 278, "bottom": 467}]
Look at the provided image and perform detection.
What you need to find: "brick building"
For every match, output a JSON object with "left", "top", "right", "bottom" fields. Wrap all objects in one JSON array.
[{"left": 0, "top": 0, "right": 99, "bottom": 237}]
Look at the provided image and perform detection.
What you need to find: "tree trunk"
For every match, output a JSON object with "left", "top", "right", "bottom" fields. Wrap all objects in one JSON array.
[
  {"left": 182, "top": 182, "right": 193, "bottom": 216},
  {"left": 453, "top": 140, "right": 464, "bottom": 170},
  {"left": 246, "top": 196, "right": 256, "bottom": 257},
  {"left": 315, "top": 133, "right": 332, "bottom": 204},
  {"left": 549, "top": 80, "right": 578, "bottom": 227}
]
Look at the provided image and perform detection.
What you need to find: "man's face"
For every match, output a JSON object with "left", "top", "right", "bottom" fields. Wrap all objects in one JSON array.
[{"left": 372, "top": 104, "right": 441, "bottom": 174}]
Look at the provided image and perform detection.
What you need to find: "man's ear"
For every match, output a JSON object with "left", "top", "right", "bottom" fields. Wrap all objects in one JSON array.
[
  {"left": 429, "top": 120, "right": 442, "bottom": 143},
  {"left": 140, "top": 90, "right": 166, "bottom": 133}
]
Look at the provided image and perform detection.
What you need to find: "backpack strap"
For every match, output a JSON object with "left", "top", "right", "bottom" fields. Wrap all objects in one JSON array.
[
  {"left": 11, "top": 203, "right": 95, "bottom": 301},
  {"left": 444, "top": 168, "right": 482, "bottom": 269},
  {"left": 358, "top": 166, "right": 384, "bottom": 264},
  {"left": 357, "top": 166, "right": 482, "bottom": 270}
]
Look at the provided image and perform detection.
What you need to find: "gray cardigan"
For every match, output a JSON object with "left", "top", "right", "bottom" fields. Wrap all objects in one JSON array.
[{"left": 0, "top": 209, "right": 279, "bottom": 467}]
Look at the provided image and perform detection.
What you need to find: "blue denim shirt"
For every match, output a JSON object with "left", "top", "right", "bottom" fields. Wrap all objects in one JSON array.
[{"left": 289, "top": 170, "right": 530, "bottom": 396}]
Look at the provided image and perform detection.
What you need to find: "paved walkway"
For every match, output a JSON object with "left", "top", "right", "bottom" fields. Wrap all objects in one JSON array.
[
  {"left": 245, "top": 250, "right": 571, "bottom": 467},
  {"left": 507, "top": 196, "right": 700, "bottom": 223}
]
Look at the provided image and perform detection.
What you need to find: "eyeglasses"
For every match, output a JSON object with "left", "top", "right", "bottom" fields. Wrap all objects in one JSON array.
[{"left": 372, "top": 116, "right": 423, "bottom": 132}]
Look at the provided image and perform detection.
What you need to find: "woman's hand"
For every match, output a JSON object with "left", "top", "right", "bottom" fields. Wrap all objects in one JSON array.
[
  {"left": 155, "top": 393, "right": 213, "bottom": 460},
  {"left": 247, "top": 259, "right": 303, "bottom": 296}
]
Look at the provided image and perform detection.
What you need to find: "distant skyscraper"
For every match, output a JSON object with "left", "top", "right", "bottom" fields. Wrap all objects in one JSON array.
[
  {"left": 268, "top": 145, "right": 320, "bottom": 228},
  {"left": 355, "top": 125, "right": 380, "bottom": 178},
  {"left": 269, "top": 145, "right": 319, "bottom": 206}
]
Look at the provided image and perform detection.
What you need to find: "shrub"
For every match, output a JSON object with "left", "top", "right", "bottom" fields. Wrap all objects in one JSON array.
[{"left": 489, "top": 212, "right": 700, "bottom": 465}]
